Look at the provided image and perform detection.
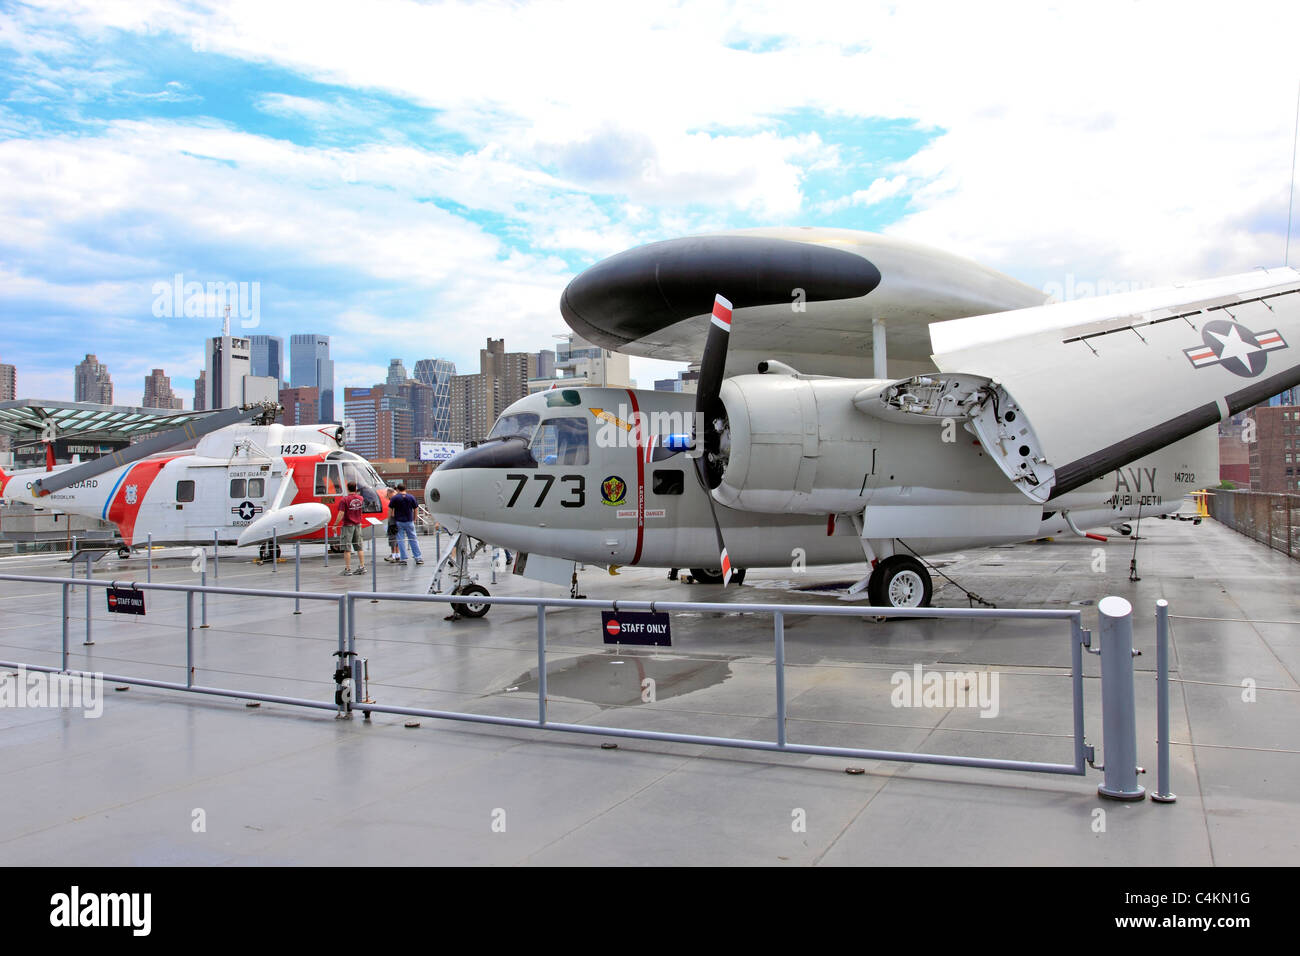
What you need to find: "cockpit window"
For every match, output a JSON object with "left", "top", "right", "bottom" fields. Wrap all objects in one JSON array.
[
  {"left": 487, "top": 412, "right": 540, "bottom": 442},
  {"left": 530, "top": 417, "right": 589, "bottom": 466}
]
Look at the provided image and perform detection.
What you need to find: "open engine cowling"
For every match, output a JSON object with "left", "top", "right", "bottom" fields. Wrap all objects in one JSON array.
[{"left": 711, "top": 374, "right": 884, "bottom": 514}]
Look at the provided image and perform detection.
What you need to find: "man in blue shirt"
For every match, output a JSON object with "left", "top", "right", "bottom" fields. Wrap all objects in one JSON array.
[{"left": 389, "top": 483, "right": 423, "bottom": 565}]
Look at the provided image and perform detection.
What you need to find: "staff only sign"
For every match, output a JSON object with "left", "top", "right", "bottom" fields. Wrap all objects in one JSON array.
[
  {"left": 601, "top": 611, "right": 671, "bottom": 646},
  {"left": 105, "top": 586, "right": 146, "bottom": 615}
]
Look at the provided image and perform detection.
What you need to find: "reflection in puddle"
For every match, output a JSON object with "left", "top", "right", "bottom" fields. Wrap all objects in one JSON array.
[{"left": 509, "top": 652, "right": 734, "bottom": 708}]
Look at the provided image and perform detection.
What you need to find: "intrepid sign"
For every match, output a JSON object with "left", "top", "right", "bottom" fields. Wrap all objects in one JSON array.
[
  {"left": 106, "top": 587, "right": 146, "bottom": 615},
  {"left": 600, "top": 611, "right": 671, "bottom": 646}
]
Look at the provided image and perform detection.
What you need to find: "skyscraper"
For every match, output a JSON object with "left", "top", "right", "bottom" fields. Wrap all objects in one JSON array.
[
  {"left": 386, "top": 359, "right": 408, "bottom": 388},
  {"left": 142, "top": 369, "right": 184, "bottom": 409},
  {"left": 74, "top": 354, "right": 113, "bottom": 405},
  {"left": 194, "top": 370, "right": 206, "bottom": 411},
  {"left": 205, "top": 333, "right": 249, "bottom": 409},
  {"left": 413, "top": 358, "right": 456, "bottom": 442},
  {"left": 279, "top": 386, "right": 319, "bottom": 425},
  {"left": 249, "top": 335, "right": 286, "bottom": 383},
  {"left": 290, "top": 334, "right": 335, "bottom": 423},
  {"left": 0, "top": 354, "right": 15, "bottom": 402},
  {"left": 449, "top": 339, "right": 536, "bottom": 444},
  {"left": 343, "top": 386, "right": 412, "bottom": 459},
  {"left": 0, "top": 354, "right": 14, "bottom": 451}
]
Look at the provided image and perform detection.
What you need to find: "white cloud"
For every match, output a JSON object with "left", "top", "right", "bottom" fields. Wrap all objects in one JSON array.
[
  {"left": 820, "top": 174, "right": 910, "bottom": 213},
  {"left": 6, "top": 0, "right": 1300, "bottom": 407}
]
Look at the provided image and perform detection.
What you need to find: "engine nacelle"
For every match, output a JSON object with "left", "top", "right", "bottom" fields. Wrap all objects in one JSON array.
[{"left": 713, "top": 374, "right": 885, "bottom": 514}]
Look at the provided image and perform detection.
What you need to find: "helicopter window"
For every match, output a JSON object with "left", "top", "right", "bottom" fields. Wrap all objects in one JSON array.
[
  {"left": 230, "top": 479, "right": 246, "bottom": 498},
  {"left": 652, "top": 470, "right": 685, "bottom": 495},
  {"left": 315, "top": 462, "right": 343, "bottom": 496},
  {"left": 530, "top": 418, "right": 589, "bottom": 466},
  {"left": 248, "top": 478, "right": 265, "bottom": 497},
  {"left": 487, "top": 412, "right": 540, "bottom": 442},
  {"left": 177, "top": 480, "right": 195, "bottom": 503},
  {"left": 337, "top": 462, "right": 383, "bottom": 512}
]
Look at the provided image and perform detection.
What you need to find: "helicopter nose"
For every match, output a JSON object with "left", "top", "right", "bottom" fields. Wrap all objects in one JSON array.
[{"left": 425, "top": 467, "right": 462, "bottom": 529}]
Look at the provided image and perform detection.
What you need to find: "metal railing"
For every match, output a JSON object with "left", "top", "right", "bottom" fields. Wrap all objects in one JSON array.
[
  {"left": 0, "top": 568, "right": 1184, "bottom": 795},
  {"left": 1207, "top": 488, "right": 1300, "bottom": 559},
  {"left": 0, "top": 570, "right": 1106, "bottom": 779}
]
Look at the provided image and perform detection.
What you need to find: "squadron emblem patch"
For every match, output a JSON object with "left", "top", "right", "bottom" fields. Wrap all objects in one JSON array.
[{"left": 601, "top": 475, "right": 627, "bottom": 506}]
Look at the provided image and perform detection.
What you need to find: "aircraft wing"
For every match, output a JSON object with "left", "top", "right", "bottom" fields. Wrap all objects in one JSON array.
[{"left": 927, "top": 267, "right": 1300, "bottom": 500}]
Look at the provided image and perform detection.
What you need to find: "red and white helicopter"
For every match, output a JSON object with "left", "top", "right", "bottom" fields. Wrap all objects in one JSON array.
[{"left": 0, "top": 404, "right": 390, "bottom": 558}]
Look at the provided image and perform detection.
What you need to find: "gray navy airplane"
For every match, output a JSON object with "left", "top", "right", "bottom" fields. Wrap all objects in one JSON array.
[{"left": 426, "top": 228, "right": 1299, "bottom": 612}]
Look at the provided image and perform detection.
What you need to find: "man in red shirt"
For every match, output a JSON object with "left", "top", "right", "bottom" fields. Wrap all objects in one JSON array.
[{"left": 329, "top": 481, "right": 368, "bottom": 575}]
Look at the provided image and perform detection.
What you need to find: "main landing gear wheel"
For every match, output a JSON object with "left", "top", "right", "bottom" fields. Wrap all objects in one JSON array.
[
  {"left": 868, "top": 556, "right": 932, "bottom": 609},
  {"left": 117, "top": 546, "right": 131, "bottom": 559},
  {"left": 688, "top": 567, "right": 746, "bottom": 585},
  {"left": 258, "top": 543, "right": 282, "bottom": 561},
  {"left": 452, "top": 584, "right": 490, "bottom": 619}
]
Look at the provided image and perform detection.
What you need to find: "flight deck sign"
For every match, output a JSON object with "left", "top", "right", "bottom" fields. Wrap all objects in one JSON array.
[
  {"left": 601, "top": 611, "right": 671, "bottom": 646},
  {"left": 106, "top": 587, "right": 146, "bottom": 615}
]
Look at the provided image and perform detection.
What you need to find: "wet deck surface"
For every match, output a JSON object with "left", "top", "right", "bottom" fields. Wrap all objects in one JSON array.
[{"left": 1, "top": 516, "right": 1297, "bottom": 866}]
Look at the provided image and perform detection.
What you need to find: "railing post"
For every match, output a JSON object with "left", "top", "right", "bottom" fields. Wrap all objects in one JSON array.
[
  {"left": 323, "top": 527, "right": 329, "bottom": 567},
  {"left": 294, "top": 541, "right": 302, "bottom": 615},
  {"left": 83, "top": 554, "right": 93, "bottom": 646},
  {"left": 1152, "top": 599, "right": 1176, "bottom": 803},
  {"left": 147, "top": 532, "right": 152, "bottom": 584},
  {"left": 774, "top": 611, "right": 787, "bottom": 748},
  {"left": 370, "top": 527, "right": 377, "bottom": 599},
  {"left": 271, "top": 528, "right": 277, "bottom": 573},
  {"left": 200, "top": 565, "right": 209, "bottom": 629},
  {"left": 537, "top": 605, "right": 548, "bottom": 726},
  {"left": 61, "top": 582, "right": 69, "bottom": 671},
  {"left": 213, "top": 529, "right": 220, "bottom": 580},
  {"left": 346, "top": 593, "right": 356, "bottom": 661},
  {"left": 1071, "top": 613, "right": 1086, "bottom": 773},
  {"left": 186, "top": 590, "right": 195, "bottom": 688},
  {"left": 1097, "top": 595, "right": 1145, "bottom": 801},
  {"left": 335, "top": 594, "right": 352, "bottom": 719}
]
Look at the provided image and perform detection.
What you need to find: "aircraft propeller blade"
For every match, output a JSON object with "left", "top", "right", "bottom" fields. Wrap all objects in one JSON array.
[
  {"left": 693, "top": 293, "right": 734, "bottom": 584},
  {"left": 30, "top": 405, "right": 263, "bottom": 497}
]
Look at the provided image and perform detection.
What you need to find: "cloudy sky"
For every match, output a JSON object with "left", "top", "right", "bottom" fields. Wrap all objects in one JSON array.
[{"left": 2, "top": 0, "right": 1299, "bottom": 407}]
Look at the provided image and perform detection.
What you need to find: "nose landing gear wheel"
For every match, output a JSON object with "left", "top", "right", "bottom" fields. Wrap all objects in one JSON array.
[
  {"left": 867, "top": 556, "right": 932, "bottom": 609},
  {"left": 452, "top": 584, "right": 490, "bottom": 618}
]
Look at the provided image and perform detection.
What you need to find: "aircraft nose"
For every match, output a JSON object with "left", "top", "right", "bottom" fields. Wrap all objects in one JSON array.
[{"left": 425, "top": 467, "right": 463, "bottom": 530}]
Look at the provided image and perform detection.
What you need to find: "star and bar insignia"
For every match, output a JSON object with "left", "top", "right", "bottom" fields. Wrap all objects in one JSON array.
[{"left": 1183, "top": 319, "right": 1287, "bottom": 378}]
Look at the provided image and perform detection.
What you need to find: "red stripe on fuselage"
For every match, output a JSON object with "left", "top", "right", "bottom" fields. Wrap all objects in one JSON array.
[
  {"left": 626, "top": 388, "right": 645, "bottom": 565},
  {"left": 106, "top": 456, "right": 178, "bottom": 545}
]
